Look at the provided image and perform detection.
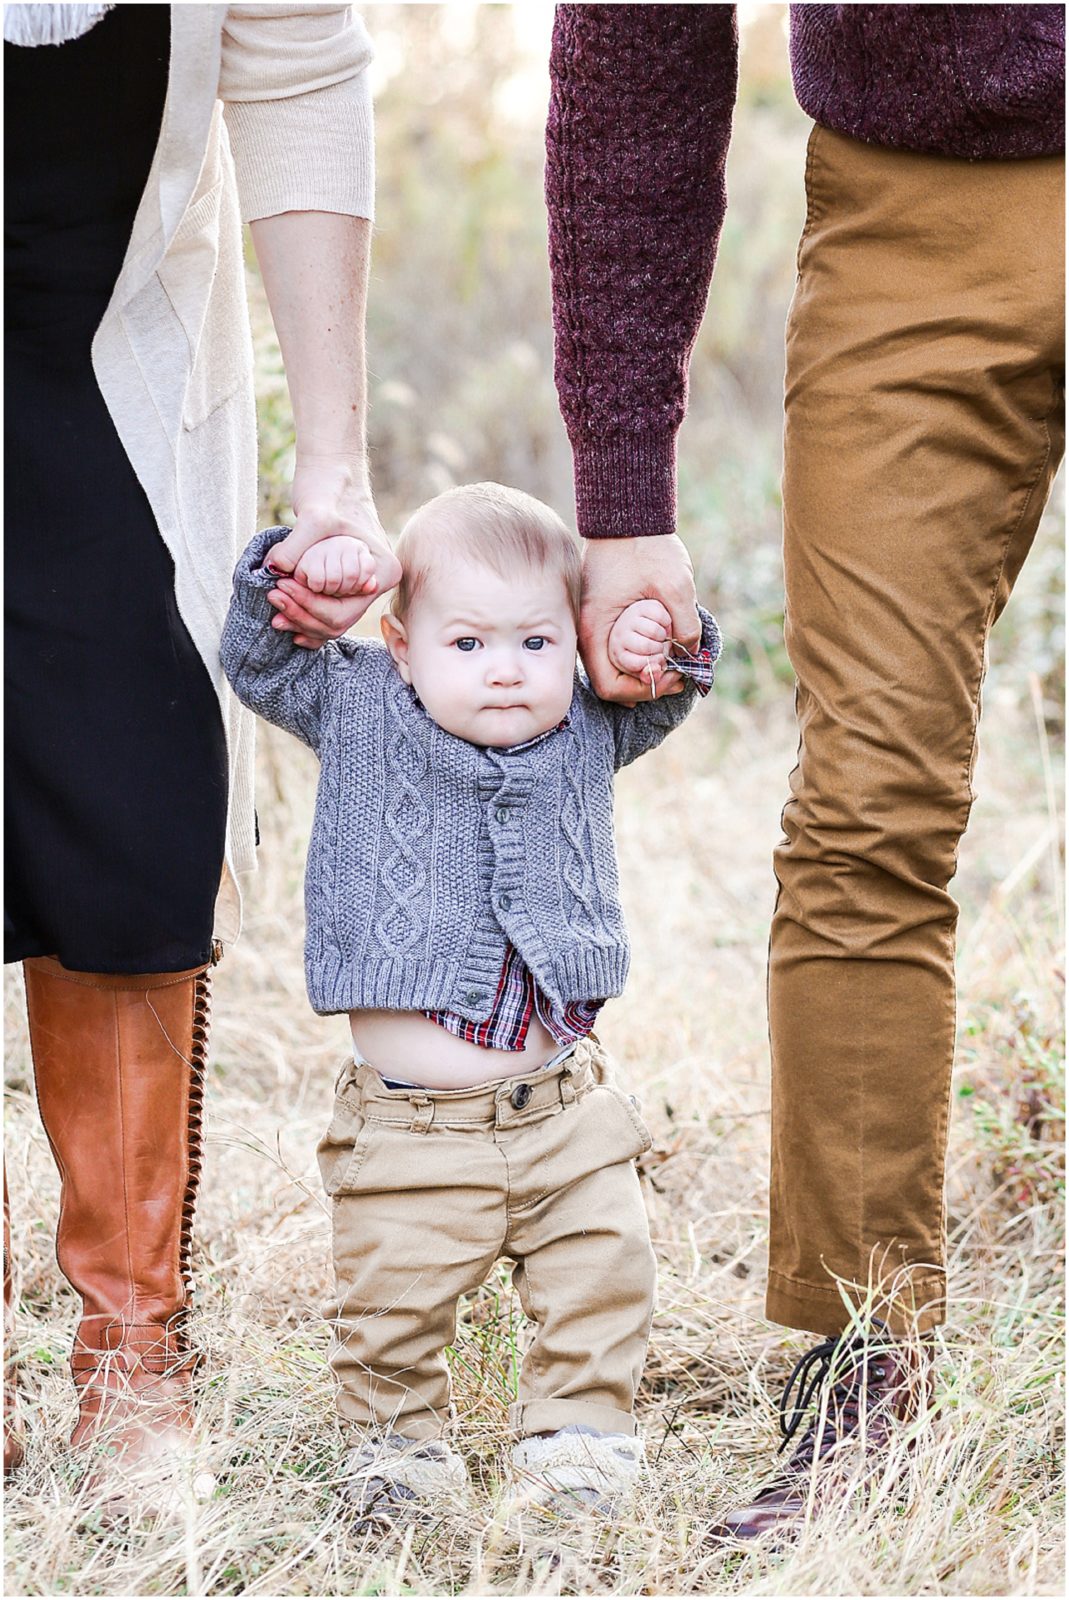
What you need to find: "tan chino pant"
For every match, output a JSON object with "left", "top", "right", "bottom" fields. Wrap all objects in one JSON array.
[
  {"left": 768, "top": 127, "right": 1065, "bottom": 1336},
  {"left": 317, "top": 1039, "right": 657, "bottom": 1441}
]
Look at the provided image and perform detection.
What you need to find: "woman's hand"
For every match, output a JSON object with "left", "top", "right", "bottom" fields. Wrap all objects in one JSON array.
[
  {"left": 248, "top": 214, "right": 401, "bottom": 646},
  {"left": 264, "top": 457, "right": 401, "bottom": 647}
]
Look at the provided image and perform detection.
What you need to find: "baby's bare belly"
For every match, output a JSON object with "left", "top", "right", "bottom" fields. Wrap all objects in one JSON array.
[{"left": 348, "top": 1008, "right": 561, "bottom": 1089}]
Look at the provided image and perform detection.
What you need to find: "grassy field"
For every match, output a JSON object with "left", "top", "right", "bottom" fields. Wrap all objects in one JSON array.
[
  {"left": 4, "top": 588, "right": 1064, "bottom": 1594},
  {"left": 4, "top": 6, "right": 1064, "bottom": 1592}
]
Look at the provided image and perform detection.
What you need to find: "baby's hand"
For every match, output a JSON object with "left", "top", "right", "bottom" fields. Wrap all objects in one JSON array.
[
  {"left": 608, "top": 598, "right": 684, "bottom": 696},
  {"left": 272, "top": 535, "right": 378, "bottom": 599},
  {"left": 607, "top": 599, "right": 680, "bottom": 690}
]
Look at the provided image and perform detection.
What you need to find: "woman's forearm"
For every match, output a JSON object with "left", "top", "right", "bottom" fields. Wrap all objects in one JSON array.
[
  {"left": 247, "top": 210, "right": 400, "bottom": 630},
  {"left": 249, "top": 210, "right": 371, "bottom": 486}
]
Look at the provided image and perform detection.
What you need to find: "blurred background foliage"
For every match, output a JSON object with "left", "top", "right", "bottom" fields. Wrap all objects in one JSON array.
[{"left": 254, "top": 1, "right": 1064, "bottom": 724}]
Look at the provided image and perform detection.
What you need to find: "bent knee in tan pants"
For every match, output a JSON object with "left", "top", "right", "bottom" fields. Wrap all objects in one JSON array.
[{"left": 316, "top": 1038, "right": 658, "bottom": 1442}]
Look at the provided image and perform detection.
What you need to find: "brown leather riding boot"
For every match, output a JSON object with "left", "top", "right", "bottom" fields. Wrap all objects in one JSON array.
[
  {"left": 23, "top": 955, "right": 212, "bottom": 1487},
  {"left": 4, "top": 1172, "right": 25, "bottom": 1475},
  {"left": 711, "top": 1321, "right": 934, "bottom": 1542}
]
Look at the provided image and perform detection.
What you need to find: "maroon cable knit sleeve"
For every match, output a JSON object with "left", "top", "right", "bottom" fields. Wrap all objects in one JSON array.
[{"left": 546, "top": 4, "right": 738, "bottom": 539}]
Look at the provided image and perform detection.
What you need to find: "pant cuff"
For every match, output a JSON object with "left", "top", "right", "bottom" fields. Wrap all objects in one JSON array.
[
  {"left": 765, "top": 1268, "right": 947, "bottom": 1338},
  {"left": 509, "top": 1398, "right": 637, "bottom": 1438},
  {"left": 336, "top": 1397, "right": 450, "bottom": 1443}
]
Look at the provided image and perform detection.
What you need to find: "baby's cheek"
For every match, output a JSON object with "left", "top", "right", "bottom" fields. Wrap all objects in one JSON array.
[{"left": 549, "top": 657, "right": 576, "bottom": 712}]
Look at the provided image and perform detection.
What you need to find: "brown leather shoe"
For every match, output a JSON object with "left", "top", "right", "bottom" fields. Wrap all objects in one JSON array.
[
  {"left": 23, "top": 954, "right": 214, "bottom": 1503},
  {"left": 710, "top": 1320, "right": 933, "bottom": 1542}
]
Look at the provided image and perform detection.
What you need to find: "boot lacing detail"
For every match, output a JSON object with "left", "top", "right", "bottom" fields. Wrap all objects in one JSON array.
[
  {"left": 778, "top": 1317, "right": 895, "bottom": 1464},
  {"left": 173, "top": 968, "right": 210, "bottom": 1359}
]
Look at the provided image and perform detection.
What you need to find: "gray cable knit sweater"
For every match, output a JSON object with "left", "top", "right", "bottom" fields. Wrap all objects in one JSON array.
[{"left": 221, "top": 528, "right": 721, "bottom": 1018}]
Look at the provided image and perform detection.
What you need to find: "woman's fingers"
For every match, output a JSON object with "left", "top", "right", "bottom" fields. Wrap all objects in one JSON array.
[
  {"left": 270, "top": 588, "right": 332, "bottom": 638},
  {"left": 270, "top": 576, "right": 372, "bottom": 640}
]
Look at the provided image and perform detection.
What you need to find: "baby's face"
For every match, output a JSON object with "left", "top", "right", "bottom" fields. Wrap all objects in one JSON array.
[{"left": 384, "top": 560, "right": 578, "bottom": 747}]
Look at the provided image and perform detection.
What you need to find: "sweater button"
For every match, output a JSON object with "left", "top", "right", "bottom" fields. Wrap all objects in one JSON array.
[
  {"left": 464, "top": 990, "right": 483, "bottom": 1008},
  {"left": 495, "top": 806, "right": 510, "bottom": 824},
  {"left": 499, "top": 894, "right": 512, "bottom": 911},
  {"left": 510, "top": 1082, "right": 533, "bottom": 1110}
]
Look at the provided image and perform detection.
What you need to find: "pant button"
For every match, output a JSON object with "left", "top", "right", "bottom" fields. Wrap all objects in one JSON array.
[{"left": 510, "top": 1082, "right": 533, "bottom": 1110}]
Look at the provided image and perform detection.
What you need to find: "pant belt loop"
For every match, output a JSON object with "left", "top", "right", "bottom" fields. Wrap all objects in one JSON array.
[
  {"left": 409, "top": 1095, "right": 434, "bottom": 1135},
  {"left": 334, "top": 1056, "right": 357, "bottom": 1095},
  {"left": 559, "top": 1052, "right": 579, "bottom": 1106}
]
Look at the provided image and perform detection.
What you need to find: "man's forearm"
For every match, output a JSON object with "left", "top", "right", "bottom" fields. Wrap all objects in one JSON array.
[
  {"left": 250, "top": 210, "right": 371, "bottom": 484},
  {"left": 546, "top": 4, "right": 738, "bottom": 539}
]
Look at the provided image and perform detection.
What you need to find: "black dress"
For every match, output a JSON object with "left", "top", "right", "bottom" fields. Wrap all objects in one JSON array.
[{"left": 4, "top": 5, "right": 230, "bottom": 974}]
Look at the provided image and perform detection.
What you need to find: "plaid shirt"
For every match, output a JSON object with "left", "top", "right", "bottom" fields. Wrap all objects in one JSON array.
[
  {"left": 425, "top": 937, "right": 603, "bottom": 1050},
  {"left": 426, "top": 647, "right": 712, "bottom": 1051},
  {"left": 662, "top": 642, "right": 715, "bottom": 695}
]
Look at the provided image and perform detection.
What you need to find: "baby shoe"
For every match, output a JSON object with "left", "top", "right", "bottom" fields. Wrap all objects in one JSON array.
[
  {"left": 336, "top": 1430, "right": 472, "bottom": 1529},
  {"left": 505, "top": 1425, "right": 646, "bottom": 1519}
]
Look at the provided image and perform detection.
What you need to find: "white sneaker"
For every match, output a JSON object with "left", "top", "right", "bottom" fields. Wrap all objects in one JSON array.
[
  {"left": 337, "top": 1431, "right": 472, "bottom": 1527},
  {"left": 506, "top": 1426, "right": 645, "bottom": 1519}
]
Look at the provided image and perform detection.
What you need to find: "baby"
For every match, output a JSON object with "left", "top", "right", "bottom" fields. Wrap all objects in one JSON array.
[{"left": 221, "top": 483, "right": 719, "bottom": 1525}]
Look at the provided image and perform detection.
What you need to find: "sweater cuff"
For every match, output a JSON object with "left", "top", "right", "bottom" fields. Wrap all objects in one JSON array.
[
  {"left": 235, "top": 526, "right": 292, "bottom": 588},
  {"left": 571, "top": 431, "right": 678, "bottom": 540},
  {"left": 224, "top": 76, "right": 375, "bottom": 225}
]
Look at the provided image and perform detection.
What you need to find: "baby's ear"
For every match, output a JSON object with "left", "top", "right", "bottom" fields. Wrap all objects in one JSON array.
[{"left": 380, "top": 612, "right": 412, "bottom": 683}]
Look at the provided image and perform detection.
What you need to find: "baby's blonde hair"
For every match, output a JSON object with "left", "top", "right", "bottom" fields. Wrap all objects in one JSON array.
[{"left": 391, "top": 483, "right": 582, "bottom": 621}]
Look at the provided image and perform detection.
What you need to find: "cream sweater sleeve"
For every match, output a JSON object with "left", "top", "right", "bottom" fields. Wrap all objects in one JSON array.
[{"left": 219, "top": 4, "right": 375, "bottom": 224}]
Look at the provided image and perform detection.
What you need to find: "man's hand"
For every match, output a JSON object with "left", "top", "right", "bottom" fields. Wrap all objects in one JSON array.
[
  {"left": 265, "top": 457, "right": 402, "bottom": 648},
  {"left": 580, "top": 534, "right": 700, "bottom": 704}
]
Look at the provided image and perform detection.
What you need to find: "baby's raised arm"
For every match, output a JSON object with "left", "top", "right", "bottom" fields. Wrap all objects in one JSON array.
[
  {"left": 222, "top": 528, "right": 373, "bottom": 752},
  {"left": 598, "top": 601, "right": 722, "bottom": 769}
]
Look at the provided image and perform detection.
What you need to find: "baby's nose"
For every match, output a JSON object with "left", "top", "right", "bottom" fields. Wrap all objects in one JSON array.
[{"left": 486, "top": 652, "right": 524, "bottom": 686}]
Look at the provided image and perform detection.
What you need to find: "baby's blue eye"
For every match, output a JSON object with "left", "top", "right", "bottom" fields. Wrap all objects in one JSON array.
[
  {"left": 523, "top": 637, "right": 546, "bottom": 651},
  {"left": 454, "top": 637, "right": 479, "bottom": 652}
]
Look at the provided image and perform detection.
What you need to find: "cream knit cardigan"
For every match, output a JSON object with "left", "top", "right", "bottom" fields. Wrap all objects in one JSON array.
[{"left": 90, "top": 3, "right": 375, "bottom": 948}]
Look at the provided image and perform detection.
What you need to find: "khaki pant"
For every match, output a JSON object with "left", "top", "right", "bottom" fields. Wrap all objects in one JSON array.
[
  {"left": 316, "top": 1038, "right": 657, "bottom": 1441},
  {"left": 769, "top": 127, "right": 1065, "bottom": 1336}
]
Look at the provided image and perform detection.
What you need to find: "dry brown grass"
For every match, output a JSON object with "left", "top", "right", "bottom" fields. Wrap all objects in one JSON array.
[
  {"left": 4, "top": 659, "right": 1063, "bottom": 1596},
  {"left": 5, "top": 14, "right": 1063, "bottom": 1586}
]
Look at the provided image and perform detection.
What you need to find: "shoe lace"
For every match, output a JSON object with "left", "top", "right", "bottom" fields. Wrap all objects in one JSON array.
[{"left": 777, "top": 1318, "right": 893, "bottom": 1462}]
